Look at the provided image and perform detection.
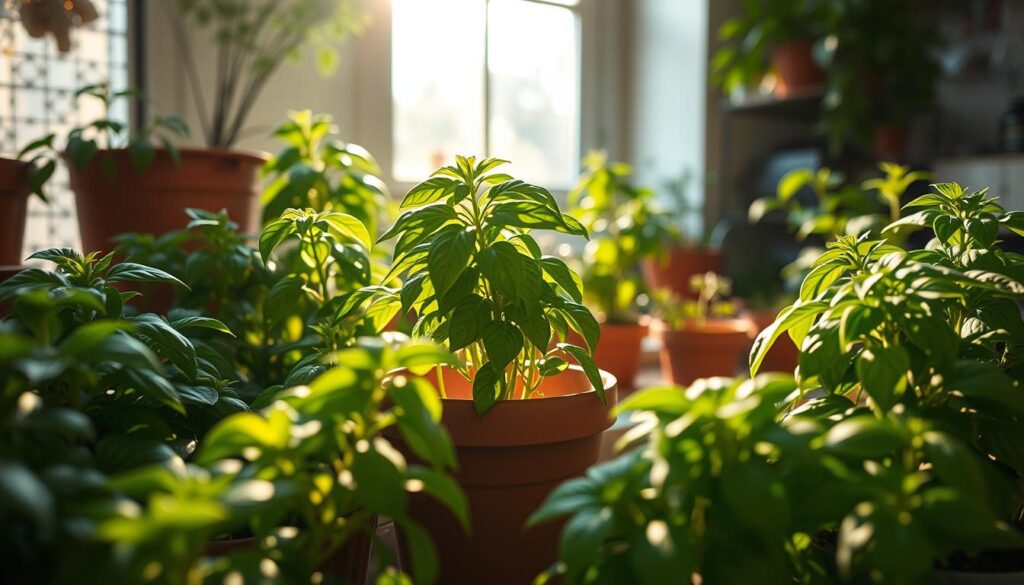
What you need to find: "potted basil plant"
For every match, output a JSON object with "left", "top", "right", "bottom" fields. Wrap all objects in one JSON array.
[{"left": 359, "top": 155, "right": 616, "bottom": 584}]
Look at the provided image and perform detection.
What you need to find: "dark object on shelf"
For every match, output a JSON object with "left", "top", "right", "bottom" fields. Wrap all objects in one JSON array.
[
  {"left": 0, "top": 158, "right": 29, "bottom": 265},
  {"left": 1000, "top": 97, "right": 1024, "bottom": 153}
]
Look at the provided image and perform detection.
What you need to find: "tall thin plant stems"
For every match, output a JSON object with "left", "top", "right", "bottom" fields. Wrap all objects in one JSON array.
[{"left": 164, "top": 1, "right": 350, "bottom": 149}]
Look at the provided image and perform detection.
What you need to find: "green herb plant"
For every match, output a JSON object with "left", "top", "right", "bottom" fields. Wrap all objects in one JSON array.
[
  {"left": 262, "top": 110, "right": 390, "bottom": 235},
  {"left": 711, "top": 0, "right": 826, "bottom": 98},
  {"left": 359, "top": 155, "right": 605, "bottom": 414},
  {"left": 17, "top": 84, "right": 188, "bottom": 199},
  {"left": 535, "top": 181, "right": 1024, "bottom": 584},
  {"left": 567, "top": 151, "right": 678, "bottom": 324},
  {"left": 653, "top": 272, "right": 735, "bottom": 330}
]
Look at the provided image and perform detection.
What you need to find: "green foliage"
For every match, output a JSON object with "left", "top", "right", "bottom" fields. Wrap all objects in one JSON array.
[
  {"left": 262, "top": 110, "right": 390, "bottom": 237},
  {"left": 711, "top": 0, "right": 827, "bottom": 96},
  {"left": 541, "top": 181, "right": 1024, "bottom": 583},
  {"left": 652, "top": 272, "right": 736, "bottom": 328},
  {"left": 17, "top": 84, "right": 188, "bottom": 201},
  {"left": 367, "top": 155, "right": 605, "bottom": 414},
  {"left": 567, "top": 152, "right": 679, "bottom": 323},
  {"left": 170, "top": 0, "right": 366, "bottom": 147}
]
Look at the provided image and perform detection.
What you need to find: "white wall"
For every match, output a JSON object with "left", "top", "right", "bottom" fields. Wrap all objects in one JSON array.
[
  {"left": 144, "top": 3, "right": 359, "bottom": 155},
  {"left": 628, "top": 0, "right": 709, "bottom": 238}
]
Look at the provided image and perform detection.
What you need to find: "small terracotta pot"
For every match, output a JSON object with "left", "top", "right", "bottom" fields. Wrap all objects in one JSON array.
[
  {"left": 747, "top": 309, "right": 799, "bottom": 374},
  {"left": 656, "top": 318, "right": 756, "bottom": 386},
  {"left": 66, "top": 148, "right": 267, "bottom": 253},
  {"left": 642, "top": 247, "right": 722, "bottom": 299},
  {"left": 0, "top": 158, "right": 29, "bottom": 265},
  {"left": 397, "top": 366, "right": 616, "bottom": 585},
  {"left": 204, "top": 527, "right": 373, "bottom": 582},
  {"left": 873, "top": 125, "right": 909, "bottom": 162},
  {"left": 570, "top": 321, "right": 647, "bottom": 394},
  {"left": 772, "top": 41, "right": 824, "bottom": 97}
]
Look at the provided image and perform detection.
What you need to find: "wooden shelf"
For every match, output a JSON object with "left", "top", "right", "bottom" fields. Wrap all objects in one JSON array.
[{"left": 722, "top": 86, "right": 824, "bottom": 120}]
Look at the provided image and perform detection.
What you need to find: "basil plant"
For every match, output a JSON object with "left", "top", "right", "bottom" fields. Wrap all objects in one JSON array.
[
  {"left": 357, "top": 156, "right": 605, "bottom": 414},
  {"left": 567, "top": 151, "right": 679, "bottom": 323}
]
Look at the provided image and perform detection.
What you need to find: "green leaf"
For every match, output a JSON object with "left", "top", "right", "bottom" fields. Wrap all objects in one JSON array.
[
  {"left": 324, "top": 211, "right": 372, "bottom": 251},
  {"left": 352, "top": 442, "right": 407, "bottom": 515},
  {"left": 169, "top": 316, "right": 234, "bottom": 336},
  {"left": 259, "top": 216, "right": 297, "bottom": 263},
  {"left": 519, "top": 313, "right": 552, "bottom": 351},
  {"left": 946, "top": 361, "right": 1024, "bottom": 416},
  {"left": 398, "top": 521, "right": 438, "bottom": 585},
  {"left": 58, "top": 320, "right": 132, "bottom": 356},
  {"left": 472, "top": 362, "right": 503, "bottom": 415},
  {"left": 132, "top": 313, "right": 198, "bottom": 379},
  {"left": 448, "top": 294, "right": 492, "bottom": 351},
  {"left": 528, "top": 477, "right": 600, "bottom": 526},
  {"left": 777, "top": 168, "right": 814, "bottom": 202},
  {"left": 855, "top": 345, "right": 909, "bottom": 413},
  {"left": 0, "top": 463, "right": 54, "bottom": 534},
  {"left": 488, "top": 201, "right": 587, "bottom": 237},
  {"left": 428, "top": 226, "right": 475, "bottom": 297},
  {"left": 381, "top": 203, "right": 458, "bottom": 248},
  {"left": 478, "top": 242, "right": 543, "bottom": 310},
  {"left": 401, "top": 176, "right": 461, "bottom": 208},
  {"left": 482, "top": 320, "right": 523, "bottom": 370},
  {"left": 749, "top": 301, "right": 828, "bottom": 376},
  {"left": 823, "top": 417, "right": 904, "bottom": 459},
  {"left": 264, "top": 275, "right": 306, "bottom": 326},
  {"left": 438, "top": 267, "right": 479, "bottom": 314},
  {"left": 106, "top": 262, "right": 187, "bottom": 288},
  {"left": 406, "top": 466, "right": 469, "bottom": 532},
  {"left": 560, "top": 507, "right": 611, "bottom": 583},
  {"left": 556, "top": 343, "right": 606, "bottom": 403},
  {"left": 127, "top": 137, "right": 155, "bottom": 172},
  {"left": 96, "top": 435, "right": 179, "bottom": 474},
  {"left": 198, "top": 412, "right": 288, "bottom": 465},
  {"left": 540, "top": 256, "right": 584, "bottom": 303},
  {"left": 558, "top": 302, "right": 601, "bottom": 353}
]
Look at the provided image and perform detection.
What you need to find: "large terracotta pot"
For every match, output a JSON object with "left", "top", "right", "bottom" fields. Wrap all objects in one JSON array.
[
  {"left": 772, "top": 41, "right": 824, "bottom": 97},
  {"left": 67, "top": 148, "right": 267, "bottom": 252},
  {"left": 656, "top": 318, "right": 756, "bottom": 386},
  {"left": 748, "top": 309, "right": 799, "bottom": 374},
  {"left": 642, "top": 247, "right": 722, "bottom": 299},
  {"left": 571, "top": 321, "right": 647, "bottom": 394},
  {"left": 398, "top": 366, "right": 617, "bottom": 585},
  {"left": 0, "top": 158, "right": 29, "bottom": 265}
]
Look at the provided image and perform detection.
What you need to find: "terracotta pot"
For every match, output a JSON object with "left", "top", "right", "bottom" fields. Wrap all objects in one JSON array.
[
  {"left": 642, "top": 247, "right": 722, "bottom": 299},
  {"left": 397, "top": 366, "right": 617, "bottom": 585},
  {"left": 204, "top": 527, "right": 373, "bottom": 582},
  {"left": 67, "top": 148, "right": 267, "bottom": 253},
  {"left": 772, "top": 41, "right": 824, "bottom": 97},
  {"left": 873, "top": 125, "right": 909, "bottom": 162},
  {"left": 570, "top": 321, "right": 647, "bottom": 394},
  {"left": 0, "top": 158, "right": 29, "bottom": 265},
  {"left": 747, "top": 309, "right": 799, "bottom": 374},
  {"left": 656, "top": 318, "right": 756, "bottom": 386}
]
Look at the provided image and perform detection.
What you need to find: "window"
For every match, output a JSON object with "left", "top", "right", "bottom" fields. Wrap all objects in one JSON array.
[
  {"left": 391, "top": 0, "right": 581, "bottom": 188},
  {"left": 0, "top": 0, "right": 131, "bottom": 254}
]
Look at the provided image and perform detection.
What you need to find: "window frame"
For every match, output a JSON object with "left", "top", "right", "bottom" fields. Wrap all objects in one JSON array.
[{"left": 350, "top": 0, "right": 627, "bottom": 197}]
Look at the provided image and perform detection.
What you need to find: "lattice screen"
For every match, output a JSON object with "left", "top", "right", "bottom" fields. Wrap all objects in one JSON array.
[{"left": 0, "top": 0, "right": 130, "bottom": 257}]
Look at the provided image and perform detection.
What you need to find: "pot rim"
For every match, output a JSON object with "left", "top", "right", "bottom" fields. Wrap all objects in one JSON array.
[
  {"left": 652, "top": 317, "right": 755, "bottom": 335},
  {"left": 61, "top": 146, "right": 270, "bottom": 164}
]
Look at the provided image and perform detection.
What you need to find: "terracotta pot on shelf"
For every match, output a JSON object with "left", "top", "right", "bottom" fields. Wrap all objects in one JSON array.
[
  {"left": 66, "top": 148, "right": 267, "bottom": 253},
  {"left": 771, "top": 41, "right": 824, "bottom": 97},
  {"left": 0, "top": 158, "right": 30, "bottom": 265},
  {"left": 641, "top": 247, "right": 722, "bottom": 299},
  {"left": 394, "top": 366, "right": 617, "bottom": 585},
  {"left": 203, "top": 527, "right": 373, "bottom": 583},
  {"left": 570, "top": 321, "right": 647, "bottom": 395},
  {"left": 747, "top": 309, "right": 799, "bottom": 374},
  {"left": 656, "top": 318, "right": 756, "bottom": 386},
  {"left": 872, "top": 125, "right": 910, "bottom": 162}
]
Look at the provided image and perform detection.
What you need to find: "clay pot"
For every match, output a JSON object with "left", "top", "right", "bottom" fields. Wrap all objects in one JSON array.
[
  {"left": 656, "top": 318, "right": 756, "bottom": 386},
  {"left": 771, "top": 41, "right": 824, "bottom": 97},
  {"left": 873, "top": 125, "right": 910, "bottom": 162},
  {"left": 570, "top": 321, "right": 648, "bottom": 394},
  {"left": 642, "top": 247, "right": 722, "bottom": 299},
  {"left": 204, "top": 528, "right": 373, "bottom": 582},
  {"left": 0, "top": 158, "right": 29, "bottom": 265},
  {"left": 747, "top": 309, "right": 799, "bottom": 374},
  {"left": 67, "top": 148, "right": 267, "bottom": 253},
  {"left": 398, "top": 366, "right": 616, "bottom": 585}
]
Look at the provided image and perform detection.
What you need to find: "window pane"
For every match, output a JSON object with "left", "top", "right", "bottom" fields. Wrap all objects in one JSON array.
[
  {"left": 392, "top": 0, "right": 485, "bottom": 182},
  {"left": 488, "top": 0, "right": 579, "bottom": 188}
]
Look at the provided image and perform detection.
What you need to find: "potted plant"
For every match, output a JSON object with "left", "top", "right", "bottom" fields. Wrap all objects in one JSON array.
[
  {"left": 566, "top": 152, "right": 674, "bottom": 392},
  {"left": 358, "top": 155, "right": 616, "bottom": 584},
  {"left": 817, "top": 0, "right": 939, "bottom": 157},
  {"left": 712, "top": 0, "right": 827, "bottom": 100},
  {"left": 653, "top": 272, "right": 754, "bottom": 386},
  {"left": 535, "top": 181, "right": 1024, "bottom": 584},
  {"left": 639, "top": 169, "right": 722, "bottom": 301}
]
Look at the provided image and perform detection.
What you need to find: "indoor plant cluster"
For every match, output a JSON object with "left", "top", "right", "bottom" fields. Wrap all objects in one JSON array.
[{"left": 536, "top": 181, "right": 1024, "bottom": 583}]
